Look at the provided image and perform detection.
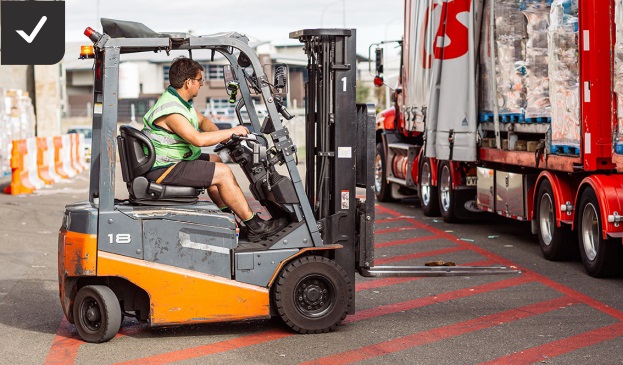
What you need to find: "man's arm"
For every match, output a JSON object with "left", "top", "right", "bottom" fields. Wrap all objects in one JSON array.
[
  {"left": 197, "top": 111, "right": 220, "bottom": 132},
  {"left": 156, "top": 113, "right": 248, "bottom": 147}
]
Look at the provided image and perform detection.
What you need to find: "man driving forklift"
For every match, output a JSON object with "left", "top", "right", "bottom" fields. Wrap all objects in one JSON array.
[{"left": 142, "top": 56, "right": 288, "bottom": 241}]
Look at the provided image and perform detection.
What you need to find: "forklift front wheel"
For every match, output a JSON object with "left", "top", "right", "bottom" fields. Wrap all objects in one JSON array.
[
  {"left": 273, "top": 256, "right": 352, "bottom": 334},
  {"left": 73, "top": 285, "right": 122, "bottom": 343}
]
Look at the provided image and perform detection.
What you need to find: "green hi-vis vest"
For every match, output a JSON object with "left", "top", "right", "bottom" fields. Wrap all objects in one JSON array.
[{"left": 142, "top": 88, "right": 201, "bottom": 169}]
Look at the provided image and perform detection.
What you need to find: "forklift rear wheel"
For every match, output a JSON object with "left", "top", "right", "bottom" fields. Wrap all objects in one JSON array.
[
  {"left": 438, "top": 161, "right": 458, "bottom": 223},
  {"left": 578, "top": 189, "right": 623, "bottom": 277},
  {"left": 73, "top": 285, "right": 122, "bottom": 343},
  {"left": 375, "top": 143, "right": 394, "bottom": 202},
  {"left": 536, "top": 180, "right": 575, "bottom": 261},
  {"left": 273, "top": 256, "right": 352, "bottom": 334},
  {"left": 420, "top": 158, "right": 440, "bottom": 216}
]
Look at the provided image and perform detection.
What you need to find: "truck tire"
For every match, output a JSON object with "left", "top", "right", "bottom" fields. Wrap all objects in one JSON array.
[
  {"left": 375, "top": 143, "right": 394, "bottom": 202},
  {"left": 273, "top": 256, "right": 352, "bottom": 334},
  {"left": 536, "top": 180, "right": 574, "bottom": 261},
  {"left": 419, "top": 158, "right": 440, "bottom": 216},
  {"left": 577, "top": 188, "right": 623, "bottom": 277},
  {"left": 73, "top": 285, "right": 122, "bottom": 343},
  {"left": 438, "top": 161, "right": 458, "bottom": 223}
]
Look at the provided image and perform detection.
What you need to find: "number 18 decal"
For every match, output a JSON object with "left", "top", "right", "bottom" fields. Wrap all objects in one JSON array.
[{"left": 108, "top": 233, "right": 132, "bottom": 244}]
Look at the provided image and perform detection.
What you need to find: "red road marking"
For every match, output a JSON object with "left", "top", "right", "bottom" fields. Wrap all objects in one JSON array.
[
  {"left": 346, "top": 275, "right": 532, "bottom": 323},
  {"left": 43, "top": 317, "right": 81, "bottom": 365},
  {"left": 374, "top": 226, "right": 420, "bottom": 235},
  {"left": 479, "top": 321, "right": 623, "bottom": 365},
  {"left": 113, "top": 329, "right": 291, "bottom": 365},
  {"left": 375, "top": 246, "right": 466, "bottom": 265},
  {"left": 376, "top": 205, "right": 623, "bottom": 322},
  {"left": 302, "top": 296, "right": 578, "bottom": 365},
  {"left": 376, "top": 235, "right": 440, "bottom": 248}
]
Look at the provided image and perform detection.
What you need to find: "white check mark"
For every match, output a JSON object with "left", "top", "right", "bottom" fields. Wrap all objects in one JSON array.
[{"left": 16, "top": 16, "right": 47, "bottom": 44}]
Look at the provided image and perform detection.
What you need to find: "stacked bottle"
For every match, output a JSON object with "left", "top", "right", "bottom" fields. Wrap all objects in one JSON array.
[
  {"left": 548, "top": 0, "right": 580, "bottom": 154},
  {"left": 615, "top": 0, "right": 623, "bottom": 154},
  {"left": 495, "top": 0, "right": 527, "bottom": 120},
  {"left": 521, "top": 0, "right": 552, "bottom": 122}
]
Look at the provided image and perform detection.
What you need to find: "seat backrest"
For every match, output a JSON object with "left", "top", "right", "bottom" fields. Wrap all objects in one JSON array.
[{"left": 117, "top": 125, "right": 156, "bottom": 183}]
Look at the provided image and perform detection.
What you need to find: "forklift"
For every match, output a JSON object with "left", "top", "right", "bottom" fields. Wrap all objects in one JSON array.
[{"left": 58, "top": 19, "right": 518, "bottom": 343}]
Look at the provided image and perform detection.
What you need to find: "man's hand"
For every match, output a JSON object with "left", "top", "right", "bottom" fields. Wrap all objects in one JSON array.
[{"left": 230, "top": 125, "right": 250, "bottom": 138}]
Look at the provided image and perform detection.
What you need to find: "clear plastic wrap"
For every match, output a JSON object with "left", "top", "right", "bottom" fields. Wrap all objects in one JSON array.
[
  {"left": 615, "top": 0, "right": 623, "bottom": 154},
  {"left": 521, "top": 0, "right": 552, "bottom": 119},
  {"left": 495, "top": 0, "right": 527, "bottom": 115},
  {"left": 0, "top": 89, "right": 37, "bottom": 177},
  {"left": 548, "top": 0, "right": 579, "bottom": 151}
]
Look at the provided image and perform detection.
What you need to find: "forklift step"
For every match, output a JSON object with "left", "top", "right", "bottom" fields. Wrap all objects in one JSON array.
[
  {"left": 235, "top": 221, "right": 306, "bottom": 252},
  {"left": 359, "top": 265, "right": 521, "bottom": 277}
]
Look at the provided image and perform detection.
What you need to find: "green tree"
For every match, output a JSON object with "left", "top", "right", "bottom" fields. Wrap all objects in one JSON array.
[{"left": 356, "top": 80, "right": 371, "bottom": 104}]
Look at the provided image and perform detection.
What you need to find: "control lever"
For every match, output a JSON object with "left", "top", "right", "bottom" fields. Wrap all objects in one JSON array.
[{"left": 274, "top": 96, "right": 295, "bottom": 120}]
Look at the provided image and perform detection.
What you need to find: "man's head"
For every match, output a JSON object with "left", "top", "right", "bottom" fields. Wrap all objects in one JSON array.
[{"left": 169, "top": 56, "right": 204, "bottom": 98}]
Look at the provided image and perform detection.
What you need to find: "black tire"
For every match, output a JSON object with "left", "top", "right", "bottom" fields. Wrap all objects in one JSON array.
[
  {"left": 536, "top": 180, "right": 575, "bottom": 260},
  {"left": 577, "top": 188, "right": 623, "bottom": 277},
  {"left": 73, "top": 285, "right": 122, "bottom": 343},
  {"left": 273, "top": 256, "right": 352, "bottom": 334},
  {"left": 375, "top": 143, "right": 394, "bottom": 202},
  {"left": 419, "top": 158, "right": 440, "bottom": 217},
  {"left": 438, "top": 161, "right": 458, "bottom": 223}
]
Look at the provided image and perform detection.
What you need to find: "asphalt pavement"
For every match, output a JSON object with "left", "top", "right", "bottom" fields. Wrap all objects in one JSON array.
[{"left": 0, "top": 167, "right": 622, "bottom": 364}]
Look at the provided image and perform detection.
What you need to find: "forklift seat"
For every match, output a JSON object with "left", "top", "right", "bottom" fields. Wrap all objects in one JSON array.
[{"left": 117, "top": 125, "right": 202, "bottom": 205}]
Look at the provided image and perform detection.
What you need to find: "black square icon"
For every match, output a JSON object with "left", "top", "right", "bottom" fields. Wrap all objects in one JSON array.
[{"left": 1, "top": 1, "right": 65, "bottom": 65}]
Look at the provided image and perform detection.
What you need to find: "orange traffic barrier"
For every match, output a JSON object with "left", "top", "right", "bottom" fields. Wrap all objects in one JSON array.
[
  {"left": 37, "top": 137, "right": 62, "bottom": 184},
  {"left": 4, "top": 134, "right": 88, "bottom": 195},
  {"left": 69, "top": 133, "right": 85, "bottom": 173},
  {"left": 4, "top": 139, "right": 37, "bottom": 195}
]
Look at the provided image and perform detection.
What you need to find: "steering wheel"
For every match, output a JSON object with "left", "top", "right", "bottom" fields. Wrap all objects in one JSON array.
[{"left": 213, "top": 134, "right": 242, "bottom": 153}]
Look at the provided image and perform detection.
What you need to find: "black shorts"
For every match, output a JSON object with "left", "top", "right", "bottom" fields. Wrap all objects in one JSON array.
[{"left": 145, "top": 154, "right": 216, "bottom": 188}]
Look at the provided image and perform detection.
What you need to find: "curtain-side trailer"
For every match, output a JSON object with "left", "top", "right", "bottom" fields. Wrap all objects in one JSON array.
[{"left": 374, "top": 0, "right": 623, "bottom": 277}]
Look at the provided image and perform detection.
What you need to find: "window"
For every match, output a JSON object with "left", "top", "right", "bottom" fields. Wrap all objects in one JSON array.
[
  {"left": 205, "top": 64, "right": 224, "bottom": 80},
  {"left": 163, "top": 66, "right": 170, "bottom": 82},
  {"left": 208, "top": 98, "right": 231, "bottom": 110}
]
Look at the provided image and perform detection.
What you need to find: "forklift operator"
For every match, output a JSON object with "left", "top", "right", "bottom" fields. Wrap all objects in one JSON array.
[{"left": 142, "top": 56, "right": 288, "bottom": 241}]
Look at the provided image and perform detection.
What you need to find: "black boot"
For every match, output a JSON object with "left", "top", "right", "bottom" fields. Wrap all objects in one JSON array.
[{"left": 244, "top": 214, "right": 289, "bottom": 242}]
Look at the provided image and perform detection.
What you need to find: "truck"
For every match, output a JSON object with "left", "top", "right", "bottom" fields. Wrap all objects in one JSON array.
[{"left": 374, "top": 0, "right": 623, "bottom": 277}]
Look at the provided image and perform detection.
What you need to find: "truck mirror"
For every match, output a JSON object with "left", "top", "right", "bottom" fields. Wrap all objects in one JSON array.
[
  {"left": 273, "top": 64, "right": 288, "bottom": 96},
  {"left": 375, "top": 48, "right": 384, "bottom": 75}
]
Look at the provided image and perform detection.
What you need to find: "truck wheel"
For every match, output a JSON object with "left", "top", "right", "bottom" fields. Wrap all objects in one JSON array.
[
  {"left": 419, "top": 158, "right": 440, "bottom": 216},
  {"left": 438, "top": 161, "right": 458, "bottom": 223},
  {"left": 273, "top": 256, "right": 352, "bottom": 334},
  {"left": 577, "top": 188, "right": 623, "bottom": 277},
  {"left": 536, "top": 180, "right": 574, "bottom": 260},
  {"left": 375, "top": 143, "right": 394, "bottom": 202},
  {"left": 73, "top": 285, "right": 122, "bottom": 343}
]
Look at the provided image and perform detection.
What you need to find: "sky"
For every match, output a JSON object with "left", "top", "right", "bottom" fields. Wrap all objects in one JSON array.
[{"left": 64, "top": 0, "right": 405, "bottom": 57}]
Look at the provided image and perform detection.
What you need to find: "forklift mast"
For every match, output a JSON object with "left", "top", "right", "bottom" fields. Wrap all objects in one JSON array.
[{"left": 290, "top": 29, "right": 377, "bottom": 284}]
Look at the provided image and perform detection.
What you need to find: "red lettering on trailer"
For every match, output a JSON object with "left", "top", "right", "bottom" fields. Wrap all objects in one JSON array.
[{"left": 423, "top": 0, "right": 472, "bottom": 68}]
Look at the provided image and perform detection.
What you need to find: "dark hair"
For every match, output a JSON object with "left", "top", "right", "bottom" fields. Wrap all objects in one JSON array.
[{"left": 169, "top": 56, "right": 204, "bottom": 88}]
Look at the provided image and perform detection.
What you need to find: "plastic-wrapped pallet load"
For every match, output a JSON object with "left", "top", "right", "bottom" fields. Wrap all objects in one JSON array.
[
  {"left": 548, "top": 0, "right": 579, "bottom": 154},
  {"left": 0, "top": 89, "right": 37, "bottom": 178},
  {"left": 479, "top": 0, "right": 527, "bottom": 122},
  {"left": 495, "top": 0, "right": 527, "bottom": 118},
  {"left": 615, "top": 0, "right": 623, "bottom": 154},
  {"left": 0, "top": 88, "right": 8, "bottom": 177},
  {"left": 479, "top": 0, "right": 495, "bottom": 118},
  {"left": 521, "top": 0, "right": 552, "bottom": 121}
]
